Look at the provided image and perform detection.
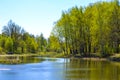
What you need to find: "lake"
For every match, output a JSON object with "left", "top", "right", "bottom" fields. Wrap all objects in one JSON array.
[{"left": 0, "top": 57, "right": 120, "bottom": 80}]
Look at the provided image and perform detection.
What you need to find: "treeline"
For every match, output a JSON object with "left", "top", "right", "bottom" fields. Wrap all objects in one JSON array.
[
  {"left": 0, "top": 20, "right": 48, "bottom": 54},
  {"left": 50, "top": 0, "right": 120, "bottom": 56},
  {"left": 0, "top": 0, "right": 120, "bottom": 56}
]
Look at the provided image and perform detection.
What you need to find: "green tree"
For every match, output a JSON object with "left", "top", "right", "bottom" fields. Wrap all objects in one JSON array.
[
  {"left": 29, "top": 38, "right": 38, "bottom": 53},
  {"left": 19, "top": 40, "right": 26, "bottom": 53},
  {"left": 36, "top": 33, "right": 47, "bottom": 52},
  {"left": 51, "top": 0, "right": 120, "bottom": 57},
  {"left": 49, "top": 34, "right": 61, "bottom": 52},
  {"left": 5, "top": 37, "right": 13, "bottom": 52},
  {"left": 109, "top": 0, "right": 120, "bottom": 53},
  {"left": 2, "top": 20, "right": 25, "bottom": 53}
]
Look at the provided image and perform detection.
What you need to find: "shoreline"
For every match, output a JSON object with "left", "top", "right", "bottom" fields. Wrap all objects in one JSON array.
[
  {"left": 0, "top": 54, "right": 41, "bottom": 64},
  {"left": 0, "top": 54, "right": 39, "bottom": 57},
  {"left": 0, "top": 53, "right": 120, "bottom": 62},
  {"left": 78, "top": 57, "right": 107, "bottom": 61},
  {"left": 70, "top": 56, "right": 120, "bottom": 62}
]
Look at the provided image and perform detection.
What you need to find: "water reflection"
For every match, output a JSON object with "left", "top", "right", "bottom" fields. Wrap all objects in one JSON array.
[
  {"left": 65, "top": 59, "right": 120, "bottom": 80},
  {"left": 0, "top": 57, "right": 120, "bottom": 80}
]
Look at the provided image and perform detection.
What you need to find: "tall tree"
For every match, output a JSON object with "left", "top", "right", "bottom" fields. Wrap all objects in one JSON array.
[
  {"left": 36, "top": 33, "right": 47, "bottom": 52},
  {"left": 51, "top": 0, "right": 120, "bottom": 56},
  {"left": 109, "top": 0, "right": 120, "bottom": 53},
  {"left": 2, "top": 20, "right": 25, "bottom": 53}
]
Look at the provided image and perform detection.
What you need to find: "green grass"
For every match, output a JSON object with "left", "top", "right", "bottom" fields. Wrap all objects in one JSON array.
[{"left": 39, "top": 52, "right": 69, "bottom": 58}]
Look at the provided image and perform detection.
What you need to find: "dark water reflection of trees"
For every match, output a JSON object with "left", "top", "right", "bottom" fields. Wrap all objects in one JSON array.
[{"left": 65, "top": 59, "right": 120, "bottom": 80}]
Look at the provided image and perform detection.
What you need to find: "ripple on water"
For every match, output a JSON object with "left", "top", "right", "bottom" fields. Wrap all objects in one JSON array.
[{"left": 0, "top": 68, "right": 11, "bottom": 71}]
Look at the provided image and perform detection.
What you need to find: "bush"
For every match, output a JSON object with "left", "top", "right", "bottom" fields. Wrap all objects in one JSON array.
[{"left": 0, "top": 47, "right": 2, "bottom": 54}]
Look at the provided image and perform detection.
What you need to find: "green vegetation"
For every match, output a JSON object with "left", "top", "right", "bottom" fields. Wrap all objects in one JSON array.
[
  {"left": 0, "top": 20, "right": 47, "bottom": 54},
  {"left": 39, "top": 52, "right": 69, "bottom": 58},
  {"left": 0, "top": 0, "right": 120, "bottom": 59},
  {"left": 0, "top": 54, "right": 43, "bottom": 64},
  {"left": 50, "top": 0, "right": 120, "bottom": 57},
  {"left": 109, "top": 54, "right": 120, "bottom": 61}
]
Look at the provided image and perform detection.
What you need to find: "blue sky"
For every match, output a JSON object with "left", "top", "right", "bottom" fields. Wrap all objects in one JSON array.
[{"left": 0, "top": 0, "right": 113, "bottom": 38}]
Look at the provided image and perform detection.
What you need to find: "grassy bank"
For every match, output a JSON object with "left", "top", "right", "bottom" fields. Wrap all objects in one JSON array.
[
  {"left": 0, "top": 53, "right": 39, "bottom": 57},
  {"left": 39, "top": 52, "right": 71, "bottom": 58},
  {"left": 0, "top": 53, "right": 41, "bottom": 64}
]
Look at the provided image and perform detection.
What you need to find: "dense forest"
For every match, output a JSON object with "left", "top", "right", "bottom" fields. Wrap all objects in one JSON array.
[
  {"left": 0, "top": 0, "right": 120, "bottom": 57},
  {"left": 50, "top": 0, "right": 120, "bottom": 57}
]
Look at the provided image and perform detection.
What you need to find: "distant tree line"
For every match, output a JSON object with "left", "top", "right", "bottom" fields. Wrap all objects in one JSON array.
[
  {"left": 0, "top": 20, "right": 47, "bottom": 54},
  {"left": 49, "top": 0, "right": 120, "bottom": 57}
]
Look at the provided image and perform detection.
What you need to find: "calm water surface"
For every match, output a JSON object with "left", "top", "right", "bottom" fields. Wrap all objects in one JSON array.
[{"left": 0, "top": 57, "right": 120, "bottom": 80}]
